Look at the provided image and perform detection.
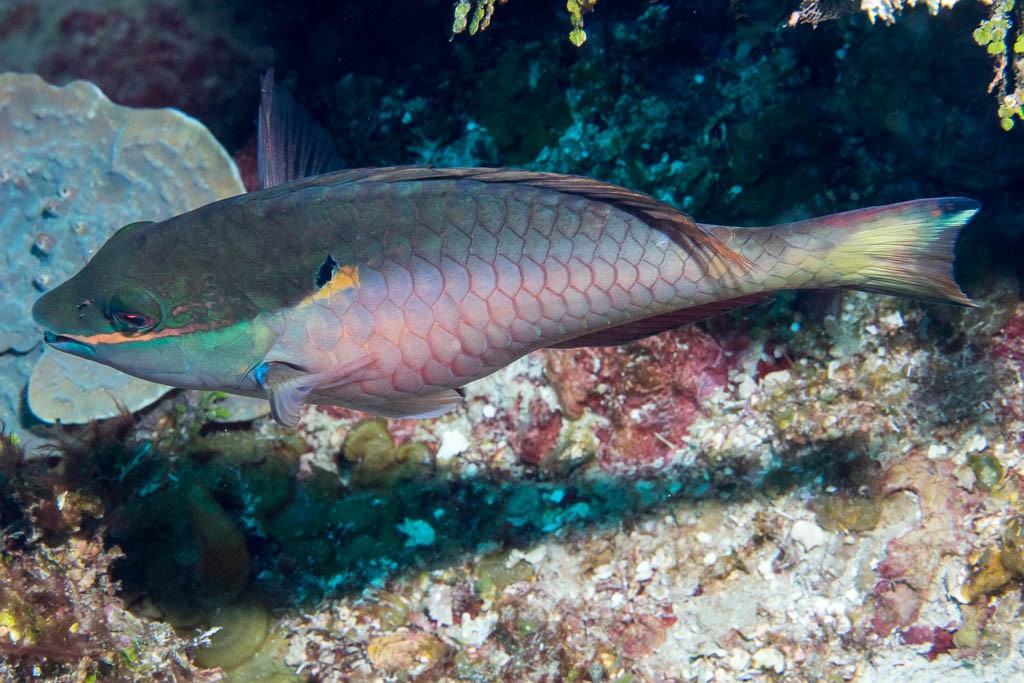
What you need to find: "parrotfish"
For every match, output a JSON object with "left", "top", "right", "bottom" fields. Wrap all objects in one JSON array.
[{"left": 32, "top": 75, "right": 979, "bottom": 428}]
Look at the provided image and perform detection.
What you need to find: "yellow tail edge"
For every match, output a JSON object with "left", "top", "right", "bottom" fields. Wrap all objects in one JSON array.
[{"left": 823, "top": 197, "right": 980, "bottom": 306}]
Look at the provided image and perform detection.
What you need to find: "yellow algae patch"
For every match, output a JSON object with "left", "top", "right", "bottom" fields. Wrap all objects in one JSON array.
[
  {"left": 193, "top": 602, "right": 270, "bottom": 670},
  {"left": 367, "top": 632, "right": 449, "bottom": 676}
]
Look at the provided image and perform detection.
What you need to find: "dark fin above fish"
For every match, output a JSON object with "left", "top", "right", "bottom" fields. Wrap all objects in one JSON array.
[
  {"left": 812, "top": 197, "right": 979, "bottom": 306},
  {"left": 550, "top": 293, "right": 770, "bottom": 348},
  {"left": 251, "top": 355, "right": 377, "bottom": 427},
  {"left": 257, "top": 69, "right": 345, "bottom": 189},
  {"left": 295, "top": 166, "right": 753, "bottom": 272}
]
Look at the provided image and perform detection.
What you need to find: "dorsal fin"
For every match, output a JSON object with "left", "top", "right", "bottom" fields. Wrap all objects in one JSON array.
[
  {"left": 550, "top": 293, "right": 770, "bottom": 348},
  {"left": 296, "top": 166, "right": 752, "bottom": 270},
  {"left": 257, "top": 69, "right": 345, "bottom": 189}
]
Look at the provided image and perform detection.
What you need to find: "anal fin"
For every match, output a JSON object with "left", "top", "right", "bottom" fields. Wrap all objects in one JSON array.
[
  {"left": 371, "top": 389, "right": 466, "bottom": 419},
  {"left": 551, "top": 293, "right": 769, "bottom": 348}
]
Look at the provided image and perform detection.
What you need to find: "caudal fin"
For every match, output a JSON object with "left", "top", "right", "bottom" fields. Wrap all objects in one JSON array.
[{"left": 822, "top": 197, "right": 979, "bottom": 306}]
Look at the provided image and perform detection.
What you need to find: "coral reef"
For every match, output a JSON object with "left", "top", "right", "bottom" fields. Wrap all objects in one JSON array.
[
  {"left": 0, "top": 430, "right": 206, "bottom": 681},
  {"left": 267, "top": 292, "right": 1024, "bottom": 682},
  {"left": 0, "top": 1, "right": 1021, "bottom": 681},
  {"left": 32, "top": 289, "right": 999, "bottom": 681},
  {"left": 27, "top": 349, "right": 171, "bottom": 427},
  {"left": 544, "top": 327, "right": 748, "bottom": 472},
  {"left": 0, "top": 72, "right": 243, "bottom": 443}
]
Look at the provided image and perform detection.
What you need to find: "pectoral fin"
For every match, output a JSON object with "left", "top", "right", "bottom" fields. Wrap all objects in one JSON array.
[
  {"left": 250, "top": 356, "right": 377, "bottom": 427},
  {"left": 257, "top": 363, "right": 310, "bottom": 427}
]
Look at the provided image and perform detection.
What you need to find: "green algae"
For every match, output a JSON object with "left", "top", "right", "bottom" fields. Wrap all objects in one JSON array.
[
  {"left": 193, "top": 602, "right": 270, "bottom": 670},
  {"left": 229, "top": 630, "right": 311, "bottom": 683},
  {"left": 469, "top": 45, "right": 572, "bottom": 164},
  {"left": 999, "top": 518, "right": 1024, "bottom": 575},
  {"left": 189, "top": 601, "right": 306, "bottom": 683},
  {"left": 813, "top": 494, "right": 884, "bottom": 533},
  {"left": 475, "top": 552, "right": 536, "bottom": 603},
  {"left": 185, "top": 485, "right": 251, "bottom": 606},
  {"left": 953, "top": 604, "right": 984, "bottom": 650},
  {"left": 341, "top": 419, "right": 434, "bottom": 488},
  {"left": 107, "top": 429, "right": 307, "bottom": 630},
  {"left": 969, "top": 452, "right": 1005, "bottom": 492},
  {"left": 367, "top": 631, "right": 449, "bottom": 676},
  {"left": 342, "top": 418, "right": 394, "bottom": 464},
  {"left": 964, "top": 518, "right": 1024, "bottom": 601},
  {"left": 542, "top": 411, "right": 601, "bottom": 477},
  {"left": 115, "top": 481, "right": 251, "bottom": 620},
  {"left": 364, "top": 590, "right": 412, "bottom": 631}
]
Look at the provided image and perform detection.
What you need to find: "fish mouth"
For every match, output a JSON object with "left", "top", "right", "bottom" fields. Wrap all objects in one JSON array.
[{"left": 43, "top": 330, "right": 96, "bottom": 357}]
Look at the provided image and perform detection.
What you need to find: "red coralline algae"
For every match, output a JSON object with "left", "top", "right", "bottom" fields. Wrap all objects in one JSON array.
[
  {"left": 755, "top": 339, "right": 794, "bottom": 380},
  {"left": 870, "top": 581, "right": 922, "bottom": 636},
  {"left": 899, "top": 624, "right": 933, "bottom": 645},
  {"left": 866, "top": 452, "right": 981, "bottom": 638},
  {"left": 233, "top": 135, "right": 261, "bottom": 193},
  {"left": 0, "top": 3, "right": 38, "bottom": 39},
  {"left": 876, "top": 538, "right": 918, "bottom": 581},
  {"left": 545, "top": 327, "right": 748, "bottom": 470},
  {"left": 926, "top": 628, "right": 958, "bottom": 661},
  {"left": 900, "top": 625, "right": 958, "bottom": 661},
  {"left": 992, "top": 306, "right": 1024, "bottom": 444},
  {"left": 618, "top": 614, "right": 668, "bottom": 658},
  {"left": 40, "top": 6, "right": 251, "bottom": 121},
  {"left": 992, "top": 309, "right": 1024, "bottom": 365},
  {"left": 512, "top": 396, "right": 564, "bottom": 466},
  {"left": 0, "top": 2, "right": 255, "bottom": 144},
  {"left": 461, "top": 392, "right": 564, "bottom": 467}
]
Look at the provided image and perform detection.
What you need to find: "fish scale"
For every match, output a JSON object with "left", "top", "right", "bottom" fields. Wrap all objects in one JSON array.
[
  {"left": 33, "top": 165, "right": 978, "bottom": 426},
  {"left": 256, "top": 177, "right": 746, "bottom": 414},
  {"left": 31, "top": 73, "right": 980, "bottom": 426}
]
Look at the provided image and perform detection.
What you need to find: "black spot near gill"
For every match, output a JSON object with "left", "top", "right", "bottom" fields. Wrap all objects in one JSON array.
[{"left": 316, "top": 254, "right": 338, "bottom": 288}]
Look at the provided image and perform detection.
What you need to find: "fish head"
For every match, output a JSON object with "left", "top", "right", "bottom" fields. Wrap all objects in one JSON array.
[{"left": 32, "top": 219, "right": 274, "bottom": 392}]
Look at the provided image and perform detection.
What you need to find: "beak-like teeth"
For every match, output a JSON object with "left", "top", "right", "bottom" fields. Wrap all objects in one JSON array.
[{"left": 42, "top": 331, "right": 94, "bottom": 357}]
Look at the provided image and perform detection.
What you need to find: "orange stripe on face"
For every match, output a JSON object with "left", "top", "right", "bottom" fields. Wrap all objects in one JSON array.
[
  {"left": 65, "top": 321, "right": 220, "bottom": 346},
  {"left": 74, "top": 265, "right": 361, "bottom": 347},
  {"left": 170, "top": 301, "right": 205, "bottom": 317}
]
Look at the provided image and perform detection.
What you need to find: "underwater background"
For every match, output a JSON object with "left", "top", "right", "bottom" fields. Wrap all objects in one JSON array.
[{"left": 1, "top": 0, "right": 1024, "bottom": 680}]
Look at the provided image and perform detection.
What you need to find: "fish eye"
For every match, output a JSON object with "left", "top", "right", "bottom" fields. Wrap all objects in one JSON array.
[
  {"left": 108, "top": 286, "right": 162, "bottom": 333},
  {"left": 112, "top": 311, "right": 157, "bottom": 331}
]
